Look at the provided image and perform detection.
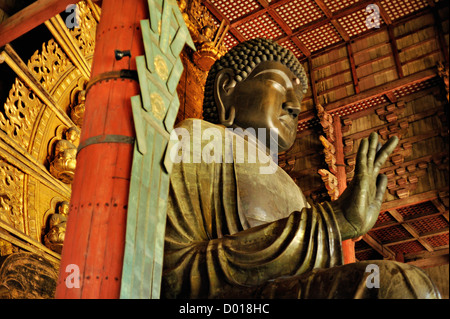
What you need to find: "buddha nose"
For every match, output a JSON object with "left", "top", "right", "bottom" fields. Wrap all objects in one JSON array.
[{"left": 283, "top": 90, "right": 301, "bottom": 118}]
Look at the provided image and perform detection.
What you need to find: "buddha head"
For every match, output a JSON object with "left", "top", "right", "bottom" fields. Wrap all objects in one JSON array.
[
  {"left": 77, "top": 90, "right": 86, "bottom": 104},
  {"left": 58, "top": 201, "right": 70, "bottom": 216},
  {"left": 203, "top": 38, "right": 308, "bottom": 152},
  {"left": 65, "top": 126, "right": 80, "bottom": 144}
]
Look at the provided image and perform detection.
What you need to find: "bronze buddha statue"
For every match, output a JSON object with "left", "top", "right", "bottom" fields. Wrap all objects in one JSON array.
[{"left": 162, "top": 38, "right": 441, "bottom": 299}]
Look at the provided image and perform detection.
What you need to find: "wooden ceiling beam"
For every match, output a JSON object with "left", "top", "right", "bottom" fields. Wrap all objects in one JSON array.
[
  {"left": 307, "top": 57, "right": 319, "bottom": 106},
  {"left": 432, "top": 199, "right": 449, "bottom": 222},
  {"left": 406, "top": 253, "right": 449, "bottom": 268},
  {"left": 202, "top": 0, "right": 246, "bottom": 43},
  {"left": 0, "top": 0, "right": 82, "bottom": 47},
  {"left": 375, "top": 1, "right": 404, "bottom": 80},
  {"left": 383, "top": 227, "right": 448, "bottom": 247},
  {"left": 387, "top": 25, "right": 404, "bottom": 79},
  {"left": 323, "top": 68, "right": 436, "bottom": 114},
  {"left": 404, "top": 247, "right": 448, "bottom": 262},
  {"left": 312, "top": 0, "right": 332, "bottom": 18},
  {"left": 257, "top": 0, "right": 311, "bottom": 57},
  {"left": 362, "top": 233, "right": 396, "bottom": 260},
  {"left": 342, "top": 85, "right": 440, "bottom": 121},
  {"left": 298, "top": 67, "right": 438, "bottom": 126},
  {"left": 227, "top": 0, "right": 292, "bottom": 28},
  {"left": 276, "top": 0, "right": 379, "bottom": 43},
  {"left": 299, "top": 5, "right": 437, "bottom": 63},
  {"left": 388, "top": 210, "right": 435, "bottom": 252},
  {"left": 381, "top": 189, "right": 441, "bottom": 212},
  {"left": 375, "top": 0, "right": 392, "bottom": 25},
  {"left": 330, "top": 20, "right": 350, "bottom": 42},
  {"left": 371, "top": 210, "right": 447, "bottom": 231},
  {"left": 346, "top": 43, "right": 360, "bottom": 94},
  {"left": 343, "top": 107, "right": 446, "bottom": 142},
  {"left": 430, "top": 3, "right": 449, "bottom": 66},
  {"left": 314, "top": 0, "right": 351, "bottom": 43}
]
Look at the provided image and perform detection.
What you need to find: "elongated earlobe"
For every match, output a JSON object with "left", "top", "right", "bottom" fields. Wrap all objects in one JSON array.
[{"left": 214, "top": 69, "right": 236, "bottom": 127}]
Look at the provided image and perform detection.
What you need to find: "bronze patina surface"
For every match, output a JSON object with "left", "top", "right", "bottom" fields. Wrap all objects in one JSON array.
[{"left": 162, "top": 38, "right": 441, "bottom": 299}]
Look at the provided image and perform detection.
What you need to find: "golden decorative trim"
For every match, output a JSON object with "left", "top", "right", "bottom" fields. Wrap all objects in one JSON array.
[
  {"left": 44, "top": 16, "right": 90, "bottom": 79},
  {"left": 0, "top": 219, "right": 60, "bottom": 263},
  {"left": 68, "top": 1, "right": 97, "bottom": 59},
  {"left": 86, "top": 0, "right": 101, "bottom": 22},
  {"left": 178, "top": 0, "right": 229, "bottom": 70},
  {"left": 0, "top": 78, "right": 42, "bottom": 150},
  {"left": 27, "top": 39, "right": 74, "bottom": 95},
  {"left": 150, "top": 92, "right": 166, "bottom": 120},
  {"left": 0, "top": 141, "right": 71, "bottom": 199},
  {"left": 0, "top": 45, "right": 74, "bottom": 128},
  {"left": 154, "top": 55, "right": 169, "bottom": 81},
  {"left": 0, "top": 160, "right": 24, "bottom": 231}
]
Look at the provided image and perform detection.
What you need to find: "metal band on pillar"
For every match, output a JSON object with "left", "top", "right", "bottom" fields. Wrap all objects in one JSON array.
[
  {"left": 85, "top": 69, "right": 138, "bottom": 94},
  {"left": 77, "top": 135, "right": 135, "bottom": 154}
]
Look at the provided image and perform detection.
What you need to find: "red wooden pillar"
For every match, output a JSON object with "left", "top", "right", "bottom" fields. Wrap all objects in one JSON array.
[
  {"left": 55, "top": 0, "right": 147, "bottom": 298},
  {"left": 334, "top": 117, "right": 356, "bottom": 264}
]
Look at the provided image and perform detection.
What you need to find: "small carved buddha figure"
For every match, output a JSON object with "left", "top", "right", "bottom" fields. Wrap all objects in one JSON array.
[
  {"left": 199, "top": 25, "right": 214, "bottom": 45},
  {"left": 178, "top": 0, "right": 190, "bottom": 26},
  {"left": 71, "top": 90, "right": 86, "bottom": 127},
  {"left": 49, "top": 127, "right": 80, "bottom": 184},
  {"left": 44, "top": 201, "right": 69, "bottom": 254}
]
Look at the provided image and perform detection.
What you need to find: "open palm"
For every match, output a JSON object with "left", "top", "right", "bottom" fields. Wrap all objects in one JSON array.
[{"left": 332, "top": 133, "right": 399, "bottom": 240}]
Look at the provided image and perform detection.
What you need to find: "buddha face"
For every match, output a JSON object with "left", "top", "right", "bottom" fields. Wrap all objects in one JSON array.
[
  {"left": 216, "top": 61, "right": 303, "bottom": 152},
  {"left": 66, "top": 128, "right": 79, "bottom": 143},
  {"left": 59, "top": 201, "right": 70, "bottom": 215}
]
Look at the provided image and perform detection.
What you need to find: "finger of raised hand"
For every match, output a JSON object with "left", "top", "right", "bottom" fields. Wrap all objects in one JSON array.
[
  {"left": 365, "top": 174, "right": 388, "bottom": 231},
  {"left": 373, "top": 136, "right": 399, "bottom": 176},
  {"left": 355, "top": 137, "right": 369, "bottom": 175},
  {"left": 374, "top": 174, "right": 388, "bottom": 205},
  {"left": 367, "top": 132, "right": 379, "bottom": 172}
]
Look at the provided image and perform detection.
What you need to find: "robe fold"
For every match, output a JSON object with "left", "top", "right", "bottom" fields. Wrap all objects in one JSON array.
[
  {"left": 162, "top": 119, "right": 343, "bottom": 298},
  {"left": 162, "top": 119, "right": 441, "bottom": 299}
]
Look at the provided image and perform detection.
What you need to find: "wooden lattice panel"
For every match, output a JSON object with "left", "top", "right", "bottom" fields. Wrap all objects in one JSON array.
[
  {"left": 280, "top": 39, "right": 303, "bottom": 59},
  {"left": 274, "top": 0, "right": 323, "bottom": 31},
  {"left": 396, "top": 201, "right": 439, "bottom": 218},
  {"left": 223, "top": 33, "right": 239, "bottom": 50},
  {"left": 297, "top": 23, "right": 342, "bottom": 53},
  {"left": 376, "top": 211, "right": 397, "bottom": 225},
  {"left": 356, "top": 249, "right": 383, "bottom": 261},
  {"left": 355, "top": 239, "right": 372, "bottom": 250},
  {"left": 337, "top": 8, "right": 385, "bottom": 38},
  {"left": 393, "top": 77, "right": 441, "bottom": 98},
  {"left": 297, "top": 118, "right": 319, "bottom": 132},
  {"left": 332, "top": 95, "right": 388, "bottom": 117},
  {"left": 426, "top": 233, "right": 449, "bottom": 248},
  {"left": 210, "top": 0, "right": 262, "bottom": 22},
  {"left": 389, "top": 240, "right": 426, "bottom": 254},
  {"left": 380, "top": 0, "right": 428, "bottom": 21},
  {"left": 409, "top": 216, "right": 449, "bottom": 234},
  {"left": 323, "top": 0, "right": 361, "bottom": 13},
  {"left": 236, "top": 12, "right": 285, "bottom": 40},
  {"left": 370, "top": 225, "right": 412, "bottom": 244}
]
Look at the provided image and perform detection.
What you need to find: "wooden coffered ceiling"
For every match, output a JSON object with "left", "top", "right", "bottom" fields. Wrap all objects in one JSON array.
[{"left": 202, "top": 0, "right": 449, "bottom": 269}]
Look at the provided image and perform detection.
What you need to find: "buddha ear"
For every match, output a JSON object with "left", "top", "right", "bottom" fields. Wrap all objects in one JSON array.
[{"left": 214, "top": 68, "right": 236, "bottom": 127}]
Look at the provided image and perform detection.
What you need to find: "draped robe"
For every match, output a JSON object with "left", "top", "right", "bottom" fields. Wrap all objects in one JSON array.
[{"left": 161, "top": 119, "right": 441, "bottom": 299}]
